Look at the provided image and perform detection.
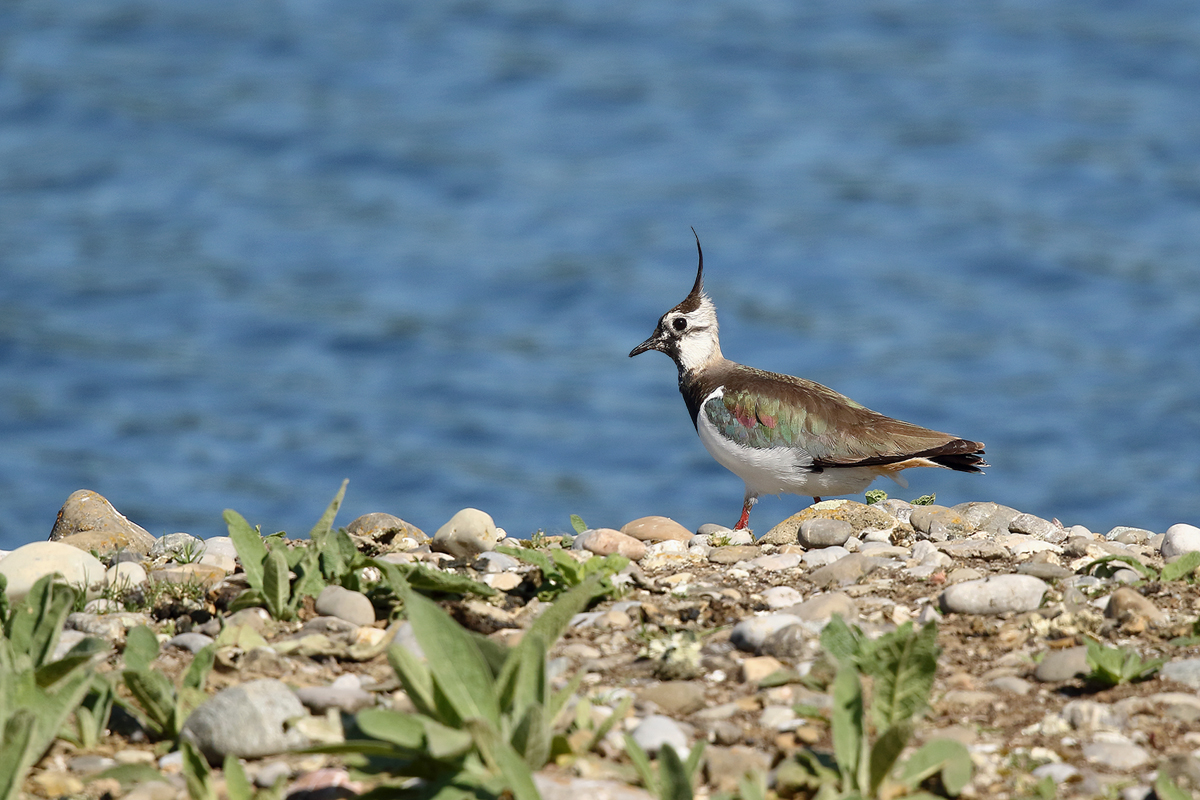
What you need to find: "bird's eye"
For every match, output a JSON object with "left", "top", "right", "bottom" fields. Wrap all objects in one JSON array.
[{"left": 672, "top": 317, "right": 687, "bottom": 332}]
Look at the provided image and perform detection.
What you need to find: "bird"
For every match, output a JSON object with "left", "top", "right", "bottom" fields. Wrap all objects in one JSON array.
[{"left": 629, "top": 232, "right": 987, "bottom": 531}]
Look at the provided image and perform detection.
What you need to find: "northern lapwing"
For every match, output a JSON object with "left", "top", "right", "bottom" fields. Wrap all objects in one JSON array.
[{"left": 629, "top": 232, "right": 987, "bottom": 531}]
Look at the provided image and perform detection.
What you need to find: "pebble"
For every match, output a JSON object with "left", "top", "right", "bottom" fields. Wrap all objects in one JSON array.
[
  {"left": 473, "top": 551, "right": 521, "bottom": 572},
  {"left": 105, "top": 561, "right": 148, "bottom": 590},
  {"left": 802, "top": 546, "right": 849, "bottom": 568},
  {"left": 745, "top": 553, "right": 802, "bottom": 572},
  {"left": 534, "top": 774, "right": 655, "bottom": 800},
  {"left": 573, "top": 529, "right": 647, "bottom": 560},
  {"left": 741, "top": 655, "right": 786, "bottom": 684},
  {"left": 629, "top": 715, "right": 689, "bottom": 758},
  {"left": 1104, "top": 587, "right": 1165, "bottom": 625},
  {"left": 621, "top": 516, "right": 693, "bottom": 542},
  {"left": 645, "top": 540, "right": 687, "bottom": 557},
  {"left": 150, "top": 532, "right": 205, "bottom": 561},
  {"left": 150, "top": 563, "right": 226, "bottom": 589},
  {"left": 431, "top": 508, "right": 501, "bottom": 559},
  {"left": 0, "top": 541, "right": 106, "bottom": 601},
  {"left": 313, "top": 585, "right": 376, "bottom": 627},
  {"left": 759, "top": 704, "right": 798, "bottom": 730},
  {"left": 346, "top": 512, "right": 428, "bottom": 544},
  {"left": 199, "top": 536, "right": 240, "bottom": 561},
  {"left": 1032, "top": 763, "right": 1080, "bottom": 784},
  {"left": 787, "top": 592, "right": 857, "bottom": 624},
  {"left": 952, "top": 501, "right": 1020, "bottom": 535},
  {"left": 1160, "top": 658, "right": 1200, "bottom": 689},
  {"left": 294, "top": 685, "right": 376, "bottom": 714},
  {"left": 1083, "top": 740, "right": 1150, "bottom": 770},
  {"left": 730, "top": 614, "right": 804, "bottom": 653},
  {"left": 636, "top": 681, "right": 707, "bottom": 715},
  {"left": 760, "top": 624, "right": 813, "bottom": 659},
  {"left": 49, "top": 489, "right": 157, "bottom": 555},
  {"left": 708, "top": 545, "right": 761, "bottom": 565},
  {"left": 909, "top": 505, "right": 970, "bottom": 538},
  {"left": 761, "top": 586, "right": 803, "bottom": 609},
  {"left": 1161, "top": 523, "right": 1200, "bottom": 559},
  {"left": 759, "top": 502, "right": 898, "bottom": 545},
  {"left": 67, "top": 611, "right": 152, "bottom": 640},
  {"left": 1008, "top": 513, "right": 1064, "bottom": 542},
  {"left": 704, "top": 746, "right": 773, "bottom": 794},
  {"left": 167, "top": 632, "right": 215, "bottom": 653},
  {"left": 181, "top": 678, "right": 314, "bottom": 760},
  {"left": 1034, "top": 646, "right": 1090, "bottom": 682},
  {"left": 806, "top": 553, "right": 885, "bottom": 587},
  {"left": 939, "top": 574, "right": 1047, "bottom": 615},
  {"left": 797, "top": 518, "right": 853, "bottom": 548}
]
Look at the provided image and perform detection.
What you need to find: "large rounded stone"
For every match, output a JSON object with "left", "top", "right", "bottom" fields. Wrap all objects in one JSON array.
[
  {"left": 1161, "top": 524, "right": 1200, "bottom": 559},
  {"left": 315, "top": 585, "right": 376, "bottom": 627},
  {"left": 621, "top": 516, "right": 693, "bottom": 542},
  {"left": 181, "top": 679, "right": 312, "bottom": 761},
  {"left": 573, "top": 529, "right": 646, "bottom": 560},
  {"left": 760, "top": 501, "right": 904, "bottom": 545},
  {"left": 0, "top": 541, "right": 106, "bottom": 601},
  {"left": 346, "top": 513, "right": 428, "bottom": 546},
  {"left": 49, "top": 490, "right": 156, "bottom": 555},
  {"left": 431, "top": 508, "right": 500, "bottom": 560},
  {"left": 939, "top": 574, "right": 1047, "bottom": 615},
  {"left": 798, "top": 518, "right": 854, "bottom": 549}
]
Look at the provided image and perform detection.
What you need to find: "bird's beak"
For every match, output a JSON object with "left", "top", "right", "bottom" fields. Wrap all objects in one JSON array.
[{"left": 629, "top": 331, "right": 664, "bottom": 357}]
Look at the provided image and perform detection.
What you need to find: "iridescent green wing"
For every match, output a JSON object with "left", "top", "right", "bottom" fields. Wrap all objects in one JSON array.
[{"left": 702, "top": 387, "right": 845, "bottom": 451}]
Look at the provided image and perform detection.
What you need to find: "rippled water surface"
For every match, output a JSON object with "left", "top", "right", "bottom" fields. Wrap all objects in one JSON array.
[{"left": 2, "top": 1, "right": 1200, "bottom": 547}]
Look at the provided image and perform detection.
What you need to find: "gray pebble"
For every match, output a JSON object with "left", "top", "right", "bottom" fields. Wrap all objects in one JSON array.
[
  {"left": 294, "top": 685, "right": 376, "bottom": 714},
  {"left": 181, "top": 678, "right": 313, "bottom": 760},
  {"left": 761, "top": 586, "right": 804, "bottom": 609},
  {"left": 431, "top": 508, "right": 500, "bottom": 560},
  {"left": 1016, "top": 562, "right": 1073, "bottom": 580},
  {"left": 802, "top": 546, "right": 849, "bottom": 568},
  {"left": 315, "top": 585, "right": 376, "bottom": 627},
  {"left": 1032, "top": 763, "right": 1079, "bottom": 784},
  {"left": 252, "top": 761, "right": 293, "bottom": 789},
  {"left": 806, "top": 554, "right": 885, "bottom": 588},
  {"left": 759, "top": 705, "right": 798, "bottom": 730},
  {"left": 760, "top": 624, "right": 814, "bottom": 659},
  {"left": 1008, "top": 513, "right": 1064, "bottom": 542},
  {"left": 1105, "top": 526, "right": 1154, "bottom": 542},
  {"left": 200, "top": 536, "right": 240, "bottom": 561},
  {"left": 473, "top": 551, "right": 521, "bottom": 573},
  {"left": 1034, "top": 647, "right": 1089, "bottom": 682},
  {"left": 745, "top": 553, "right": 803, "bottom": 571},
  {"left": 939, "top": 574, "right": 1046, "bottom": 615},
  {"left": 1160, "top": 658, "right": 1200, "bottom": 689},
  {"left": 797, "top": 518, "right": 853, "bottom": 549},
  {"left": 150, "top": 532, "right": 205, "bottom": 561},
  {"left": 630, "top": 714, "right": 689, "bottom": 758},
  {"left": 989, "top": 675, "right": 1032, "bottom": 695},
  {"left": 1082, "top": 740, "right": 1149, "bottom": 770},
  {"left": 167, "top": 632, "right": 215, "bottom": 654},
  {"left": 1161, "top": 523, "right": 1200, "bottom": 559},
  {"left": 730, "top": 614, "right": 804, "bottom": 653}
]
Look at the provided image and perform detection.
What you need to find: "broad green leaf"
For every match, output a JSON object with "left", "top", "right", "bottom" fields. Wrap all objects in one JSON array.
[
  {"left": 290, "top": 547, "right": 327, "bottom": 602},
  {"left": 819, "top": 615, "right": 866, "bottom": 668},
  {"left": 122, "top": 669, "right": 178, "bottom": 737},
  {"left": 496, "top": 546, "right": 554, "bottom": 574},
  {"left": 307, "top": 479, "right": 349, "bottom": 540},
  {"left": 901, "top": 738, "right": 972, "bottom": 796},
  {"left": 657, "top": 742, "right": 695, "bottom": 800},
  {"left": 464, "top": 718, "right": 541, "bottom": 800},
  {"left": 497, "top": 631, "right": 547, "bottom": 722},
  {"left": 570, "top": 514, "right": 588, "bottom": 534},
  {"left": 355, "top": 708, "right": 427, "bottom": 750},
  {"left": 182, "top": 643, "right": 217, "bottom": 693},
  {"left": 1078, "top": 554, "right": 1156, "bottom": 580},
  {"left": 398, "top": 581, "right": 501, "bottom": 726},
  {"left": 1161, "top": 551, "right": 1200, "bottom": 582},
  {"left": 0, "top": 709, "right": 38, "bottom": 800},
  {"left": 6, "top": 574, "right": 76, "bottom": 667},
  {"left": 865, "top": 621, "right": 939, "bottom": 729},
  {"left": 524, "top": 573, "right": 608, "bottom": 648},
  {"left": 509, "top": 702, "right": 549, "bottom": 768},
  {"left": 386, "top": 643, "right": 438, "bottom": 719},
  {"left": 1154, "top": 772, "right": 1192, "bottom": 800},
  {"left": 123, "top": 626, "right": 160, "bottom": 673},
  {"left": 420, "top": 717, "right": 475, "bottom": 760},
  {"left": 224, "top": 510, "right": 267, "bottom": 592},
  {"left": 262, "top": 546, "right": 293, "bottom": 621},
  {"left": 830, "top": 666, "right": 865, "bottom": 791},
  {"left": 867, "top": 721, "right": 912, "bottom": 794},
  {"left": 682, "top": 740, "right": 707, "bottom": 790},
  {"left": 223, "top": 755, "right": 255, "bottom": 800},
  {"left": 181, "top": 738, "right": 216, "bottom": 800}
]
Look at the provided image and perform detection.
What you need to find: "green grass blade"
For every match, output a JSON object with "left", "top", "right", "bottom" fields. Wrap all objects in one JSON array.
[
  {"left": 623, "top": 734, "right": 658, "bottom": 796},
  {"left": 0, "top": 709, "right": 39, "bottom": 800},
  {"left": 181, "top": 738, "right": 216, "bottom": 800},
  {"left": 1161, "top": 551, "right": 1200, "bottom": 582},
  {"left": 224, "top": 510, "right": 267, "bottom": 592},
  {"left": 307, "top": 479, "right": 349, "bottom": 540},
  {"left": 867, "top": 722, "right": 912, "bottom": 794},
  {"left": 386, "top": 643, "right": 438, "bottom": 719},
  {"left": 464, "top": 719, "right": 541, "bottom": 800},
  {"left": 657, "top": 742, "right": 695, "bottom": 800}
]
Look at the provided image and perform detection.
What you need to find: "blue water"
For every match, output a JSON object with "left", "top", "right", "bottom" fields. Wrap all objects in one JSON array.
[{"left": 2, "top": 1, "right": 1200, "bottom": 548}]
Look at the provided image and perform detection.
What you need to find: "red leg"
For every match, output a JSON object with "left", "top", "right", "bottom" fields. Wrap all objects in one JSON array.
[{"left": 734, "top": 493, "right": 756, "bottom": 530}]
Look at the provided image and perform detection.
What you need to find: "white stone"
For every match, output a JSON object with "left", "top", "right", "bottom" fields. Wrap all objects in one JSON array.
[
  {"left": 106, "top": 561, "right": 148, "bottom": 589},
  {"left": 802, "top": 546, "right": 849, "bottom": 568},
  {"left": 201, "top": 536, "right": 240, "bottom": 560},
  {"left": 431, "top": 508, "right": 500, "bottom": 560},
  {"left": 0, "top": 542, "right": 106, "bottom": 601},
  {"left": 939, "top": 574, "right": 1047, "bottom": 615},
  {"left": 730, "top": 614, "right": 804, "bottom": 653},
  {"left": 761, "top": 586, "right": 804, "bottom": 609},
  {"left": 1161, "top": 523, "right": 1200, "bottom": 559},
  {"left": 629, "top": 715, "right": 688, "bottom": 758}
]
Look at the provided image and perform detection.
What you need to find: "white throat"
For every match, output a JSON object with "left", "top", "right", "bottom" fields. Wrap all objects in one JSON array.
[{"left": 676, "top": 298, "right": 723, "bottom": 374}]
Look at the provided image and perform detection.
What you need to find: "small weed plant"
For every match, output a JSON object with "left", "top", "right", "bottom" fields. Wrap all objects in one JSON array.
[
  {"left": 777, "top": 616, "right": 971, "bottom": 799},
  {"left": 117, "top": 625, "right": 216, "bottom": 746},
  {"left": 496, "top": 545, "right": 629, "bottom": 602},
  {"left": 1083, "top": 637, "right": 1163, "bottom": 687}
]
